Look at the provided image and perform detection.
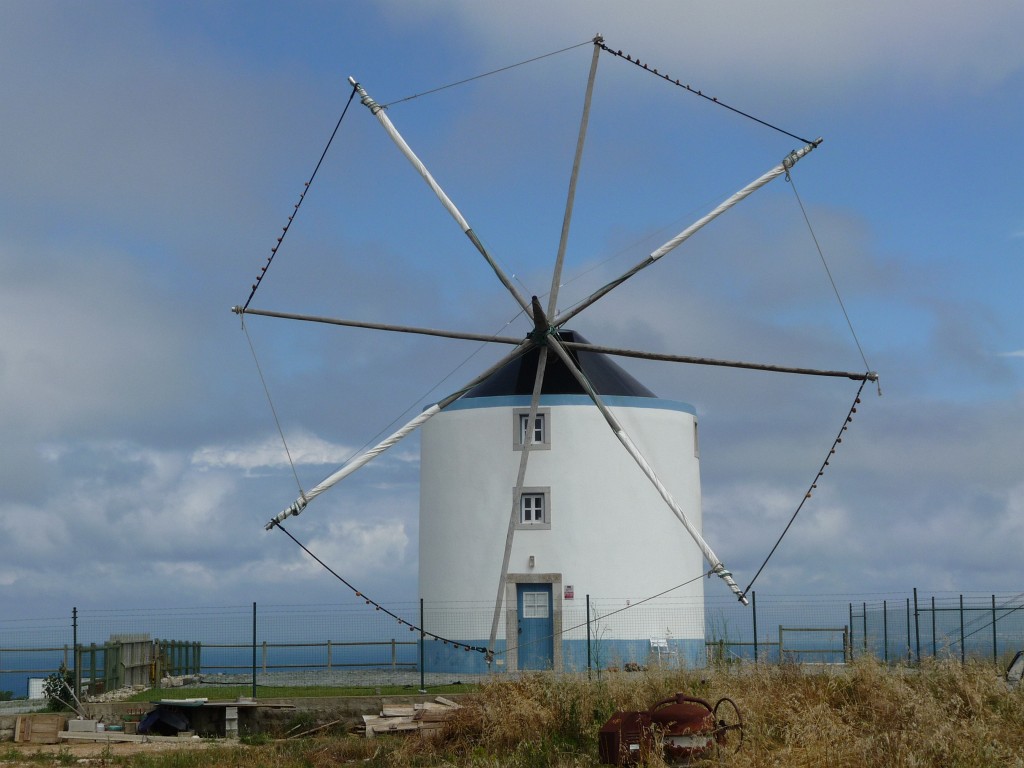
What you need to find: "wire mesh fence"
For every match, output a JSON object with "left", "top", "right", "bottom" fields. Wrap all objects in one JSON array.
[{"left": 2, "top": 589, "right": 1022, "bottom": 700}]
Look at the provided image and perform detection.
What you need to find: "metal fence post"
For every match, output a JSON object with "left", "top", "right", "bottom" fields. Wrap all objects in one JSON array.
[
  {"left": 419, "top": 598, "right": 425, "bottom": 693},
  {"left": 883, "top": 600, "right": 888, "bottom": 664},
  {"left": 931, "top": 596, "right": 937, "bottom": 658},
  {"left": 752, "top": 591, "right": 758, "bottom": 664},
  {"left": 992, "top": 594, "right": 998, "bottom": 667},
  {"left": 586, "top": 595, "right": 591, "bottom": 678},
  {"left": 906, "top": 598, "right": 911, "bottom": 662},
  {"left": 72, "top": 607, "right": 79, "bottom": 698},
  {"left": 251, "top": 602, "right": 257, "bottom": 700},
  {"left": 959, "top": 594, "right": 965, "bottom": 665},
  {"left": 913, "top": 588, "right": 921, "bottom": 664},
  {"left": 848, "top": 603, "right": 854, "bottom": 659},
  {"left": 862, "top": 602, "right": 867, "bottom": 653}
]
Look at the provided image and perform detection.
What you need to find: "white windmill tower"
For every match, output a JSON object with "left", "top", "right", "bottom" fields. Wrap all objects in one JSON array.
[
  {"left": 240, "top": 36, "right": 876, "bottom": 673},
  {"left": 419, "top": 330, "right": 707, "bottom": 672}
]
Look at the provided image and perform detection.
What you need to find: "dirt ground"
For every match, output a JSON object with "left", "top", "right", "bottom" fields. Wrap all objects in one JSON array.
[{"left": 2, "top": 736, "right": 222, "bottom": 765}]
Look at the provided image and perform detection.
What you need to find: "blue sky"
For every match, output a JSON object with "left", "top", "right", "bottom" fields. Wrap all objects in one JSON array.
[{"left": 1, "top": 1, "right": 1022, "bottom": 621}]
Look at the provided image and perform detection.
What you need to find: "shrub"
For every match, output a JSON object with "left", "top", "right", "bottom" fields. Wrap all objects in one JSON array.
[{"left": 42, "top": 664, "right": 75, "bottom": 712}]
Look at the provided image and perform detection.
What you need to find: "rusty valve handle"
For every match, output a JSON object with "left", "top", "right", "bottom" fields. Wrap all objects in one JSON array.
[{"left": 712, "top": 697, "right": 744, "bottom": 752}]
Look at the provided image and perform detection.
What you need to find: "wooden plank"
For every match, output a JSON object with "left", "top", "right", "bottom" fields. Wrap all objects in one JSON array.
[
  {"left": 434, "top": 696, "right": 462, "bottom": 708},
  {"left": 59, "top": 731, "right": 200, "bottom": 743},
  {"left": 381, "top": 706, "right": 417, "bottom": 717},
  {"left": 16, "top": 714, "right": 66, "bottom": 744}
]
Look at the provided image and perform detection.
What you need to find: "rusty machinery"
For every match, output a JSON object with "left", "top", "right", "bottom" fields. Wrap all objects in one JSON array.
[{"left": 599, "top": 693, "right": 743, "bottom": 765}]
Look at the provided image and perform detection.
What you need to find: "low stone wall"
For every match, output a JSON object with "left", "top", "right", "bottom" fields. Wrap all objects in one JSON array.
[
  {"left": 1, "top": 693, "right": 468, "bottom": 741},
  {"left": 0, "top": 714, "right": 14, "bottom": 742}
]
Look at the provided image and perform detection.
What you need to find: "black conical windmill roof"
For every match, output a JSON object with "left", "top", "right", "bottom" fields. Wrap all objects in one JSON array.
[{"left": 462, "top": 330, "right": 657, "bottom": 399}]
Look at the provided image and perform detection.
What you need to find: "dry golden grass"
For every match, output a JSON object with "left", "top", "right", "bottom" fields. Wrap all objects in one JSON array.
[
  {"left": 395, "top": 658, "right": 1024, "bottom": 767},
  {"left": 6, "top": 658, "right": 1023, "bottom": 767}
]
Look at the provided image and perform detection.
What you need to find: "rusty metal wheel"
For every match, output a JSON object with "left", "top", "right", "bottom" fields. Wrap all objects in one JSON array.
[{"left": 712, "top": 696, "right": 743, "bottom": 753}]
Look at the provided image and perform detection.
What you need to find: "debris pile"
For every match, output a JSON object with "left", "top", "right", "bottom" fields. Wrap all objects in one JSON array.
[{"left": 359, "top": 696, "right": 461, "bottom": 737}]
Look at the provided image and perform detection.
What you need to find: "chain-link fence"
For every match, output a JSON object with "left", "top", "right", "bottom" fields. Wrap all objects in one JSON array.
[{"left": 3, "top": 590, "right": 1022, "bottom": 700}]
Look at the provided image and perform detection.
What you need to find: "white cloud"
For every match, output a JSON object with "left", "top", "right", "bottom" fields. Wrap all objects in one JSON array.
[
  {"left": 192, "top": 432, "right": 360, "bottom": 473},
  {"left": 386, "top": 0, "right": 1024, "bottom": 99}
]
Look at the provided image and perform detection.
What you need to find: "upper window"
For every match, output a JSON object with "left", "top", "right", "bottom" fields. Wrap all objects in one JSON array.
[{"left": 513, "top": 408, "right": 550, "bottom": 451}]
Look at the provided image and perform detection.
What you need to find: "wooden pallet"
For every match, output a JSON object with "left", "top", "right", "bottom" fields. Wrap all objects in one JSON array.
[
  {"left": 14, "top": 714, "right": 67, "bottom": 744},
  {"left": 360, "top": 697, "right": 461, "bottom": 738}
]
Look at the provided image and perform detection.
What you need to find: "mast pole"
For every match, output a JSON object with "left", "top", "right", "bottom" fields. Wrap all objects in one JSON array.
[{"left": 486, "top": 36, "right": 605, "bottom": 659}]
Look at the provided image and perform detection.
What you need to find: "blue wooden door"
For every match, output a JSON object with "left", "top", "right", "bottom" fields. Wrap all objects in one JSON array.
[{"left": 516, "top": 583, "right": 554, "bottom": 670}]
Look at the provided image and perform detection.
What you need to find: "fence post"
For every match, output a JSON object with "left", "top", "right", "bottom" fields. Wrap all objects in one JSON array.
[
  {"left": 586, "top": 595, "right": 592, "bottom": 678},
  {"left": 931, "top": 596, "right": 937, "bottom": 658},
  {"left": 752, "top": 591, "right": 758, "bottom": 664},
  {"left": 89, "top": 643, "right": 97, "bottom": 693},
  {"left": 913, "top": 588, "right": 921, "bottom": 664},
  {"left": 251, "top": 602, "right": 257, "bottom": 700},
  {"left": 959, "top": 594, "right": 965, "bottom": 665},
  {"left": 883, "top": 600, "right": 888, "bottom": 664},
  {"left": 419, "top": 598, "right": 425, "bottom": 693},
  {"left": 862, "top": 602, "right": 867, "bottom": 653},
  {"left": 106, "top": 641, "right": 118, "bottom": 692},
  {"left": 848, "top": 603, "right": 854, "bottom": 659},
  {"left": 906, "top": 598, "right": 911, "bottom": 662},
  {"left": 72, "top": 607, "right": 80, "bottom": 699},
  {"left": 992, "top": 594, "right": 998, "bottom": 667}
]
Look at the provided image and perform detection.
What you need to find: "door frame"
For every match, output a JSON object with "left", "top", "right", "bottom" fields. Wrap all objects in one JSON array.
[{"left": 504, "top": 573, "right": 562, "bottom": 672}]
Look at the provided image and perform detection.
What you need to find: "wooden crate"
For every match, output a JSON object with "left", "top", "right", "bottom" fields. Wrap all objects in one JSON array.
[{"left": 14, "top": 714, "right": 67, "bottom": 744}]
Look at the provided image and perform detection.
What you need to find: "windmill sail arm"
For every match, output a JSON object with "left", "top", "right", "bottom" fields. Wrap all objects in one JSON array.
[
  {"left": 349, "top": 77, "right": 533, "bottom": 317},
  {"left": 265, "top": 404, "right": 440, "bottom": 530},
  {"left": 265, "top": 341, "right": 534, "bottom": 530},
  {"left": 546, "top": 337, "right": 748, "bottom": 604},
  {"left": 234, "top": 306, "right": 524, "bottom": 346},
  {"left": 554, "top": 139, "right": 822, "bottom": 328},
  {"left": 560, "top": 340, "right": 877, "bottom": 381}
]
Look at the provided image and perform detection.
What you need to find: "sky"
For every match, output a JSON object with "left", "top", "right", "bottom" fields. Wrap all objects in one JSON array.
[{"left": 1, "top": 0, "right": 1022, "bottom": 623}]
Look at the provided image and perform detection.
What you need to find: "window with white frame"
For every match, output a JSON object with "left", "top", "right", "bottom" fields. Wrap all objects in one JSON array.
[
  {"left": 521, "top": 493, "right": 544, "bottom": 523},
  {"left": 522, "top": 590, "right": 549, "bottom": 618},
  {"left": 515, "top": 487, "right": 551, "bottom": 529},
  {"left": 513, "top": 408, "right": 550, "bottom": 450}
]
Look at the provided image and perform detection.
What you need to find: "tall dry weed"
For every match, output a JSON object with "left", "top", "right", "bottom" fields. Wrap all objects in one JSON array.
[{"left": 393, "top": 658, "right": 1024, "bottom": 767}]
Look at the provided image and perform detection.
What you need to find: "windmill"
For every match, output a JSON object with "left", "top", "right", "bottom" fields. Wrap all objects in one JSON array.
[{"left": 234, "top": 36, "right": 876, "bottom": 671}]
